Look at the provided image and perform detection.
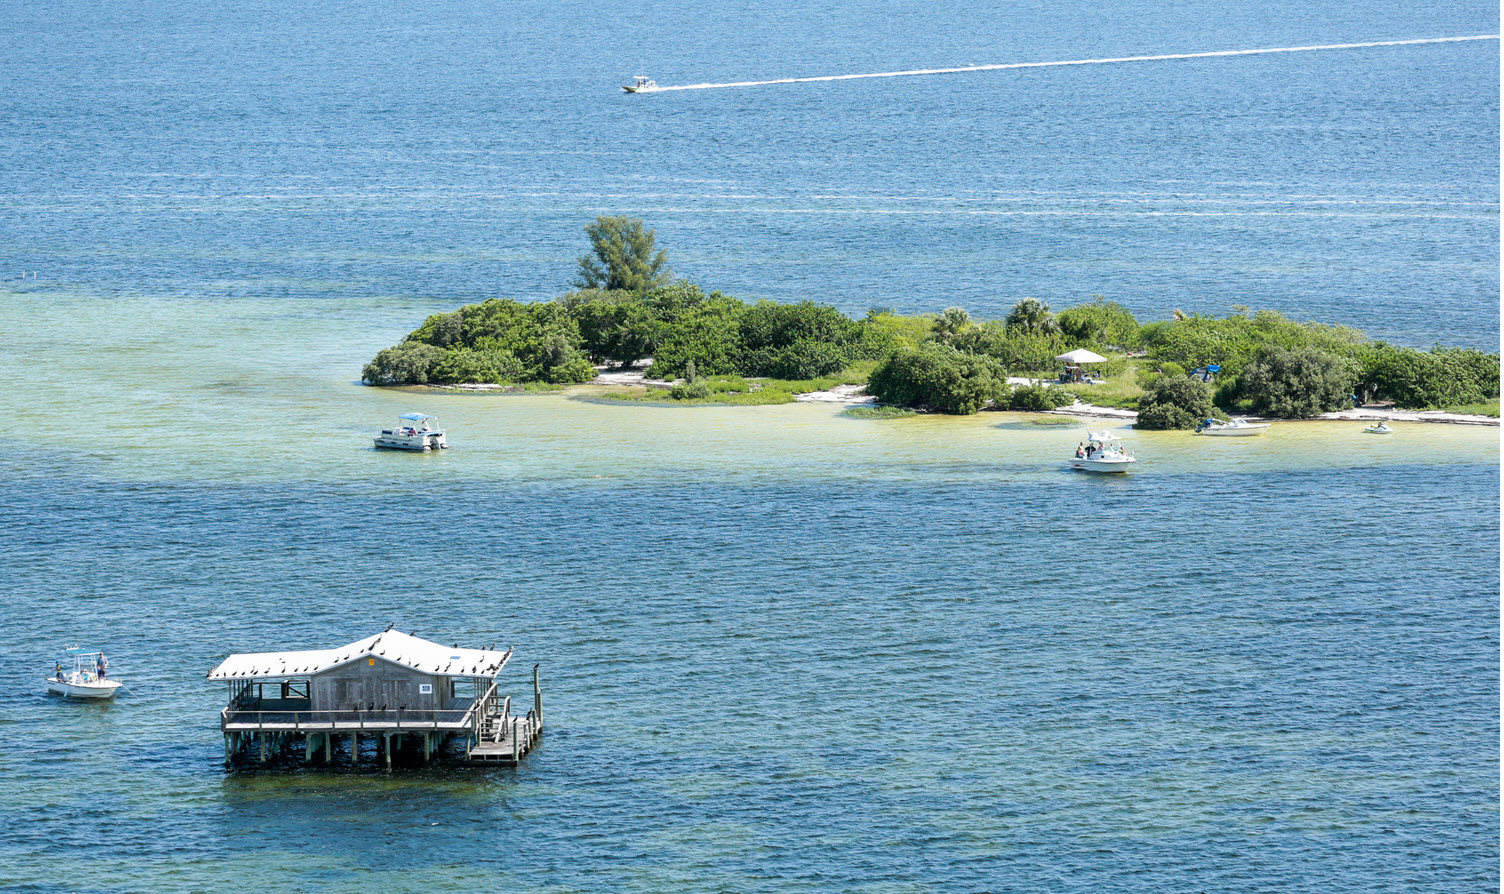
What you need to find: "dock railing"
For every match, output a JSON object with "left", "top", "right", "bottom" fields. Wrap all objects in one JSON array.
[
  {"left": 456, "top": 678, "right": 503, "bottom": 746},
  {"left": 221, "top": 705, "right": 472, "bottom": 731}
]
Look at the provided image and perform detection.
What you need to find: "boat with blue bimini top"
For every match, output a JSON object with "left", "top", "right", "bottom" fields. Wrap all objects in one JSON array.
[
  {"left": 374, "top": 413, "right": 447, "bottom": 451},
  {"left": 1194, "top": 417, "right": 1272, "bottom": 437},
  {"left": 47, "top": 646, "right": 122, "bottom": 699}
]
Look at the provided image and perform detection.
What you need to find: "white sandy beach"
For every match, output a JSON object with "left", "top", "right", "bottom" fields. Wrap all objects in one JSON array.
[{"left": 584, "top": 367, "right": 1499, "bottom": 426}]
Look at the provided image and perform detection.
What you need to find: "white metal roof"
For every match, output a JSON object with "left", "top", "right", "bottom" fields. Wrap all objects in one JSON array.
[{"left": 206, "top": 629, "right": 511, "bottom": 681}]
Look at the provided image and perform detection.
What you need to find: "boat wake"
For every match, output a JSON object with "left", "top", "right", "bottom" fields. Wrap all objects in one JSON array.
[{"left": 641, "top": 35, "right": 1499, "bottom": 92}]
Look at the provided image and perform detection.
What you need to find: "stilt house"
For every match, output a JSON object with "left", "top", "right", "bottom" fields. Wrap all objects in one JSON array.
[{"left": 208, "top": 628, "right": 540, "bottom": 767}]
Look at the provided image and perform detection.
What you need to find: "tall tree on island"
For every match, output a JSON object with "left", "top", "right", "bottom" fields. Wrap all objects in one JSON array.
[{"left": 575, "top": 216, "right": 673, "bottom": 294}]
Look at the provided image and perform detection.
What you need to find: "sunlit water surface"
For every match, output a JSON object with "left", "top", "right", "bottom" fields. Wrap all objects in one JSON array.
[
  {"left": 0, "top": 0, "right": 1498, "bottom": 888},
  {"left": 0, "top": 294, "right": 1497, "bottom": 893}
]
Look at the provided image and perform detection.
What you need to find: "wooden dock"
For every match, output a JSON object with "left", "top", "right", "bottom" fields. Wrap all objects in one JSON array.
[{"left": 464, "top": 709, "right": 543, "bottom": 765}]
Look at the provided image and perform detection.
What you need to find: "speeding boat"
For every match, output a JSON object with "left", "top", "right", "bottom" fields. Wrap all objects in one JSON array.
[
  {"left": 374, "top": 413, "right": 448, "bottom": 451},
  {"left": 1364, "top": 422, "right": 1393, "bottom": 434},
  {"left": 1069, "top": 430, "right": 1137, "bottom": 473},
  {"left": 46, "top": 647, "right": 122, "bottom": 699},
  {"left": 1194, "top": 417, "right": 1271, "bottom": 437},
  {"left": 623, "top": 76, "right": 659, "bottom": 93}
]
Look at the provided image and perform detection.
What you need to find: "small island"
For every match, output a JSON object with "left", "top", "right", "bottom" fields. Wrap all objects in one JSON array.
[{"left": 363, "top": 217, "right": 1500, "bottom": 427}]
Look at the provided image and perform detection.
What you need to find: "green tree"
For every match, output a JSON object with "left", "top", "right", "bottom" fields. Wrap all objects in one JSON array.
[
  {"left": 1006, "top": 384, "right": 1076, "bottom": 411},
  {"left": 1239, "top": 346, "right": 1360, "bottom": 417},
  {"left": 867, "top": 342, "right": 1006, "bottom": 414},
  {"left": 646, "top": 294, "right": 745, "bottom": 380},
  {"left": 931, "top": 306, "right": 973, "bottom": 344},
  {"left": 1361, "top": 344, "right": 1500, "bottom": 409},
  {"left": 1135, "top": 375, "right": 1214, "bottom": 430},
  {"left": 1005, "top": 298, "right": 1060, "bottom": 335},
  {"left": 362, "top": 341, "right": 447, "bottom": 385},
  {"left": 1057, "top": 298, "right": 1141, "bottom": 350},
  {"left": 737, "top": 300, "right": 860, "bottom": 378},
  {"left": 562, "top": 290, "right": 657, "bottom": 367},
  {"left": 954, "top": 321, "right": 1067, "bottom": 374},
  {"left": 575, "top": 216, "right": 672, "bottom": 293},
  {"left": 429, "top": 346, "right": 525, "bottom": 385}
]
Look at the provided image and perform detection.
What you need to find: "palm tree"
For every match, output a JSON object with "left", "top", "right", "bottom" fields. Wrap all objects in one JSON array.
[
  {"left": 931, "top": 306, "right": 973, "bottom": 343},
  {"left": 1006, "top": 298, "right": 1059, "bottom": 335}
]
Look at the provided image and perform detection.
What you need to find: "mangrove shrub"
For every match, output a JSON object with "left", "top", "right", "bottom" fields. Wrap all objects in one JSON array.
[
  {"left": 1239, "top": 346, "right": 1360, "bottom": 417},
  {"left": 867, "top": 343, "right": 1007, "bottom": 414},
  {"left": 1135, "top": 376, "right": 1214, "bottom": 430}
]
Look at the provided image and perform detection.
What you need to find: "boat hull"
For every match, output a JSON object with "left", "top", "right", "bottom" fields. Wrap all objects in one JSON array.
[
  {"left": 47, "top": 677, "right": 121, "bottom": 699},
  {"left": 373, "top": 432, "right": 447, "bottom": 451},
  {"left": 1069, "top": 458, "right": 1136, "bottom": 473},
  {"left": 1195, "top": 419, "right": 1271, "bottom": 436}
]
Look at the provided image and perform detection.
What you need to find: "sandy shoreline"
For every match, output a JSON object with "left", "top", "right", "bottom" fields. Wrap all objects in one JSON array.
[{"left": 459, "top": 367, "right": 1499, "bottom": 427}]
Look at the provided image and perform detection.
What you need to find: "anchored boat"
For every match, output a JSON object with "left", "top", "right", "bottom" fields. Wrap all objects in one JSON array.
[
  {"left": 1069, "top": 430, "right": 1137, "bottom": 473},
  {"left": 1194, "top": 417, "right": 1271, "bottom": 437},
  {"left": 47, "top": 647, "right": 122, "bottom": 699},
  {"left": 374, "top": 413, "right": 447, "bottom": 451}
]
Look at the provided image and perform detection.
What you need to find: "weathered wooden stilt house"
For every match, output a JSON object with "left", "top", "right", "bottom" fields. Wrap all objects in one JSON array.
[{"left": 207, "top": 629, "right": 541, "bottom": 768}]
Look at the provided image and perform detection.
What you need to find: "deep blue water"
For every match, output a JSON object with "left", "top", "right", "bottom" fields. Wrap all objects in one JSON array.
[
  {"left": 0, "top": 0, "right": 1497, "bottom": 349},
  {"left": 0, "top": 0, "right": 1498, "bottom": 890},
  {"left": 0, "top": 464, "right": 1497, "bottom": 891}
]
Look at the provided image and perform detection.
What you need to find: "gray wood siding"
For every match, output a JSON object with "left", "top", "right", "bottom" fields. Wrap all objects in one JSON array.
[{"left": 309, "top": 657, "right": 443, "bottom": 711}]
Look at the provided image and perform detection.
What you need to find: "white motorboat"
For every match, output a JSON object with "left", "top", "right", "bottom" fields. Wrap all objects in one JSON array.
[
  {"left": 374, "top": 413, "right": 448, "bottom": 451},
  {"left": 623, "top": 75, "right": 659, "bottom": 93},
  {"left": 1364, "top": 422, "right": 1394, "bottom": 434},
  {"left": 47, "top": 647, "right": 122, "bottom": 699},
  {"left": 1069, "top": 430, "right": 1137, "bottom": 473},
  {"left": 1194, "top": 417, "right": 1271, "bottom": 437}
]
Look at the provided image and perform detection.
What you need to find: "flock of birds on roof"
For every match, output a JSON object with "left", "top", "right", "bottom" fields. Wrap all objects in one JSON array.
[{"left": 223, "top": 627, "right": 509, "bottom": 678}]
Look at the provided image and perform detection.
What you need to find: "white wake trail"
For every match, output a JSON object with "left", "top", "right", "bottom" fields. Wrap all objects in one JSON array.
[{"left": 647, "top": 35, "right": 1499, "bottom": 92}]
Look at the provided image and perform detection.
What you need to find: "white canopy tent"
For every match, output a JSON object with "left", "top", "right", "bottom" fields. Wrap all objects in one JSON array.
[{"left": 1055, "top": 348, "right": 1107, "bottom": 364}]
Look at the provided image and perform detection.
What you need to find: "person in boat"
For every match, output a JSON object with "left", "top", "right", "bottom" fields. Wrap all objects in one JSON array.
[
  {"left": 54, "top": 661, "right": 62, "bottom": 680},
  {"left": 1075, "top": 443, "right": 1085, "bottom": 458},
  {"left": 96, "top": 653, "right": 107, "bottom": 680}
]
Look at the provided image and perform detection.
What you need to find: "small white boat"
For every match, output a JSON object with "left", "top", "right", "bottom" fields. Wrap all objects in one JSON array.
[
  {"left": 374, "top": 413, "right": 447, "bottom": 451},
  {"left": 47, "top": 647, "right": 121, "bottom": 699},
  {"left": 1194, "top": 417, "right": 1271, "bottom": 437},
  {"left": 1364, "top": 422, "right": 1394, "bottom": 434},
  {"left": 1069, "top": 430, "right": 1137, "bottom": 473},
  {"left": 623, "top": 75, "right": 659, "bottom": 93}
]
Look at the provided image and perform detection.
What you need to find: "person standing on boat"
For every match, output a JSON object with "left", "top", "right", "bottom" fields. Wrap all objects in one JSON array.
[
  {"left": 54, "top": 661, "right": 62, "bottom": 681},
  {"left": 96, "top": 653, "right": 107, "bottom": 681}
]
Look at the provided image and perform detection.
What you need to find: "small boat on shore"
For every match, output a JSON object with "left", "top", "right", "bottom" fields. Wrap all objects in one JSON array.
[
  {"left": 623, "top": 75, "right": 659, "bottom": 93},
  {"left": 1364, "top": 422, "right": 1394, "bottom": 434},
  {"left": 47, "top": 647, "right": 121, "bottom": 699},
  {"left": 374, "top": 413, "right": 448, "bottom": 451},
  {"left": 1069, "top": 430, "right": 1137, "bottom": 473},
  {"left": 1194, "top": 417, "right": 1271, "bottom": 437}
]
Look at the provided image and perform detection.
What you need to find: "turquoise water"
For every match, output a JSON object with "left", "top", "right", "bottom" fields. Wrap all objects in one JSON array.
[{"left": 0, "top": 0, "right": 1498, "bottom": 890}]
